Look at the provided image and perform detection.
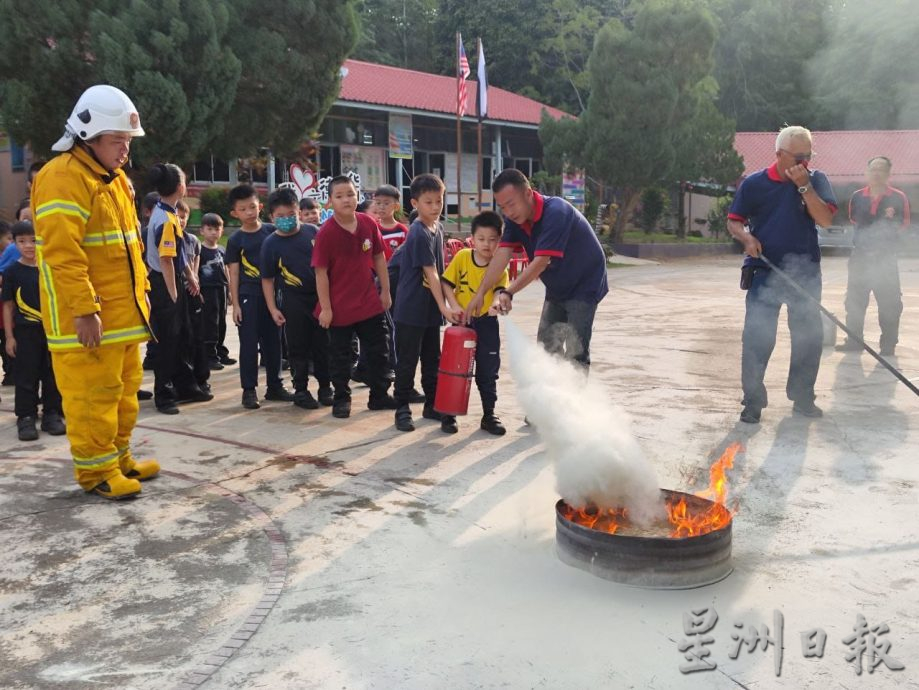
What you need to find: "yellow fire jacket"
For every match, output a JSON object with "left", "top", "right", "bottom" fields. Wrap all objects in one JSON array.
[{"left": 31, "top": 145, "right": 151, "bottom": 351}]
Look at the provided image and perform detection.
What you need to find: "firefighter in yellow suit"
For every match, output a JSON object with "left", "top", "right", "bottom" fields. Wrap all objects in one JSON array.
[{"left": 31, "top": 85, "right": 160, "bottom": 499}]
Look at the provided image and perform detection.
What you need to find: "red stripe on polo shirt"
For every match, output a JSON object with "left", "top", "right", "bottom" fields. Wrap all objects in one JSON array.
[
  {"left": 766, "top": 163, "right": 783, "bottom": 182},
  {"left": 535, "top": 249, "right": 564, "bottom": 258},
  {"left": 499, "top": 241, "right": 523, "bottom": 249},
  {"left": 520, "top": 191, "right": 546, "bottom": 235},
  {"left": 727, "top": 213, "right": 746, "bottom": 222}
]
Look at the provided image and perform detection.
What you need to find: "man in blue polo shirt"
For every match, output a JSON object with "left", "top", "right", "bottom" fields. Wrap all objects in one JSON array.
[
  {"left": 464, "top": 168, "right": 608, "bottom": 369},
  {"left": 727, "top": 125, "right": 837, "bottom": 424}
]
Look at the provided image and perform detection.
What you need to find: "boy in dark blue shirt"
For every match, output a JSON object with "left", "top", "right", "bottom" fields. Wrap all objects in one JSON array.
[
  {"left": 225, "top": 184, "right": 293, "bottom": 409},
  {"left": 1, "top": 221, "right": 65, "bottom": 441},
  {"left": 392, "top": 174, "right": 462, "bottom": 433},
  {"left": 260, "top": 188, "right": 332, "bottom": 409},
  {"left": 198, "top": 213, "right": 234, "bottom": 368}
]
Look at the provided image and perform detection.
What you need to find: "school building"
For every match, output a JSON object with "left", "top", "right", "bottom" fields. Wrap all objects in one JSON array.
[{"left": 187, "top": 59, "right": 570, "bottom": 215}]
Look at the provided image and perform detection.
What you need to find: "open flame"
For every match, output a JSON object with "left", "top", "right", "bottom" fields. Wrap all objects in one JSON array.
[{"left": 560, "top": 443, "right": 742, "bottom": 539}]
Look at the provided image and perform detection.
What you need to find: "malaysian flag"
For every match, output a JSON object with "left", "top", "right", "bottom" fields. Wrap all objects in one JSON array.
[{"left": 457, "top": 34, "right": 470, "bottom": 117}]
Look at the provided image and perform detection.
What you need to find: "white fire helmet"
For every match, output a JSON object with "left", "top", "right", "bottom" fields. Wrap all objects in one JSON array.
[{"left": 51, "top": 84, "right": 145, "bottom": 152}]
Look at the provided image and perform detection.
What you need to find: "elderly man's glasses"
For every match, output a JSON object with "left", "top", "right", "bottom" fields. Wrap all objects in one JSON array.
[{"left": 780, "top": 148, "right": 813, "bottom": 163}]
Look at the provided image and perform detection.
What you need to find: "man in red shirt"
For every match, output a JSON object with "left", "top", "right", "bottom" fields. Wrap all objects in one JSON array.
[
  {"left": 312, "top": 176, "right": 398, "bottom": 418},
  {"left": 838, "top": 156, "right": 911, "bottom": 356}
]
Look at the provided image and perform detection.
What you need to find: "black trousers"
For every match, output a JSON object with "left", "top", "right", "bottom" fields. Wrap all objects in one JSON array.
[
  {"left": 329, "top": 313, "right": 390, "bottom": 403},
  {"left": 12, "top": 323, "right": 62, "bottom": 418},
  {"left": 237, "top": 290, "right": 281, "bottom": 391},
  {"left": 471, "top": 316, "right": 500, "bottom": 412},
  {"left": 149, "top": 271, "right": 196, "bottom": 406},
  {"left": 185, "top": 286, "right": 210, "bottom": 387},
  {"left": 201, "top": 285, "right": 228, "bottom": 361},
  {"left": 280, "top": 291, "right": 329, "bottom": 391},
  {"left": 0, "top": 328, "right": 14, "bottom": 381},
  {"left": 394, "top": 322, "right": 441, "bottom": 407},
  {"left": 844, "top": 249, "right": 903, "bottom": 350}
]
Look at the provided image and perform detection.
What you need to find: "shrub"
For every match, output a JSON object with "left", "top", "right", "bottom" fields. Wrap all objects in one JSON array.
[{"left": 199, "top": 186, "right": 233, "bottom": 225}]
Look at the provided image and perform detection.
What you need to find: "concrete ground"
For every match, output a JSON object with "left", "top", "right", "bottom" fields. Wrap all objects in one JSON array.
[{"left": 1, "top": 254, "right": 918, "bottom": 689}]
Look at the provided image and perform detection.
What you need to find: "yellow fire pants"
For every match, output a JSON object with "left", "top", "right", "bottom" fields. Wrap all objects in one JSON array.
[{"left": 51, "top": 343, "right": 145, "bottom": 491}]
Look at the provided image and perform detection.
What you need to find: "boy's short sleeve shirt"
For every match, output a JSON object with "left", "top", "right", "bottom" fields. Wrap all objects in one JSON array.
[
  {"left": 260, "top": 225, "right": 319, "bottom": 297},
  {"left": 199, "top": 245, "right": 227, "bottom": 287},
  {"left": 728, "top": 164, "right": 837, "bottom": 267},
  {"left": 1, "top": 261, "right": 43, "bottom": 327},
  {"left": 311, "top": 212, "right": 385, "bottom": 326},
  {"left": 225, "top": 224, "right": 274, "bottom": 296},
  {"left": 393, "top": 219, "right": 445, "bottom": 327},
  {"left": 500, "top": 193, "right": 608, "bottom": 303},
  {"left": 442, "top": 248, "right": 509, "bottom": 317},
  {"left": 380, "top": 222, "right": 409, "bottom": 261}
]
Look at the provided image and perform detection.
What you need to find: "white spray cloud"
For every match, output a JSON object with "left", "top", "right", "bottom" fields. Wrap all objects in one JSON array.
[{"left": 505, "top": 319, "right": 664, "bottom": 524}]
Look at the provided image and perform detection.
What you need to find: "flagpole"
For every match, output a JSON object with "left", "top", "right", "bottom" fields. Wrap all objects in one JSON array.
[
  {"left": 476, "top": 38, "right": 483, "bottom": 213},
  {"left": 455, "top": 31, "right": 463, "bottom": 235}
]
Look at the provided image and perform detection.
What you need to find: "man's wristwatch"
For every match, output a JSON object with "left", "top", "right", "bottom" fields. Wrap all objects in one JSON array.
[{"left": 798, "top": 184, "right": 811, "bottom": 194}]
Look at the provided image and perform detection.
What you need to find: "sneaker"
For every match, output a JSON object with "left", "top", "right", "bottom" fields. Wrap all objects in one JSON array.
[
  {"left": 332, "top": 399, "right": 351, "bottom": 418},
  {"left": 40, "top": 413, "right": 66, "bottom": 436},
  {"left": 318, "top": 386, "right": 334, "bottom": 407},
  {"left": 792, "top": 401, "right": 823, "bottom": 418},
  {"left": 219, "top": 355, "right": 237, "bottom": 366},
  {"left": 265, "top": 386, "right": 295, "bottom": 402},
  {"left": 408, "top": 388, "right": 426, "bottom": 404},
  {"left": 208, "top": 359, "right": 225, "bottom": 371},
  {"left": 91, "top": 473, "right": 141, "bottom": 500},
  {"left": 441, "top": 415, "right": 458, "bottom": 434},
  {"left": 17, "top": 416, "right": 38, "bottom": 442},
  {"left": 835, "top": 339, "right": 862, "bottom": 352},
  {"left": 395, "top": 405, "right": 415, "bottom": 432},
  {"left": 242, "top": 389, "right": 260, "bottom": 409},
  {"left": 137, "top": 389, "right": 153, "bottom": 401},
  {"left": 176, "top": 388, "right": 213, "bottom": 404},
  {"left": 368, "top": 394, "right": 398, "bottom": 410},
  {"left": 156, "top": 402, "right": 180, "bottom": 415},
  {"left": 480, "top": 413, "right": 507, "bottom": 436},
  {"left": 421, "top": 405, "right": 442, "bottom": 422},
  {"left": 739, "top": 405, "right": 761, "bottom": 424},
  {"left": 293, "top": 389, "right": 319, "bottom": 410}
]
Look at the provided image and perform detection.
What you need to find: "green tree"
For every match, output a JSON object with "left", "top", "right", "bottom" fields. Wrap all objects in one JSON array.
[
  {"left": 0, "top": 0, "right": 358, "bottom": 164},
  {"left": 541, "top": 0, "right": 741, "bottom": 243},
  {"left": 352, "top": 0, "right": 439, "bottom": 71},
  {"left": 810, "top": 0, "right": 919, "bottom": 129},
  {"left": 710, "top": 0, "right": 833, "bottom": 131}
]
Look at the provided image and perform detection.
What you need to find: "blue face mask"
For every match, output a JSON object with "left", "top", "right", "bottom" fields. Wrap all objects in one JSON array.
[{"left": 275, "top": 215, "right": 298, "bottom": 234}]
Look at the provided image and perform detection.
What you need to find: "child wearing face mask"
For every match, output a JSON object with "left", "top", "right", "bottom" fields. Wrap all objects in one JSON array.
[{"left": 260, "top": 188, "right": 331, "bottom": 409}]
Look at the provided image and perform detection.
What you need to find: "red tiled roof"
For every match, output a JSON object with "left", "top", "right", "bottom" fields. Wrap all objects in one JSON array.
[
  {"left": 735, "top": 130, "right": 919, "bottom": 185},
  {"left": 339, "top": 59, "right": 570, "bottom": 126}
]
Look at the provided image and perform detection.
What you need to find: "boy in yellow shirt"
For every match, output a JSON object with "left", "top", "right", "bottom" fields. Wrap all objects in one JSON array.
[{"left": 441, "top": 211, "right": 509, "bottom": 435}]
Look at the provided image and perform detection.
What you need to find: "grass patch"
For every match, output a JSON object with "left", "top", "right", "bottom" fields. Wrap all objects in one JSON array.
[{"left": 621, "top": 231, "right": 728, "bottom": 244}]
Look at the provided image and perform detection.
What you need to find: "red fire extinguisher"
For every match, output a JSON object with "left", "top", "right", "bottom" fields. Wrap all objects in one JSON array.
[{"left": 434, "top": 325, "right": 477, "bottom": 416}]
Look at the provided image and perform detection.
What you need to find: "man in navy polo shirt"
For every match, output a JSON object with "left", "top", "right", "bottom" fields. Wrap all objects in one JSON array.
[
  {"left": 837, "top": 156, "right": 910, "bottom": 356},
  {"left": 727, "top": 126, "right": 838, "bottom": 424},
  {"left": 464, "top": 168, "right": 608, "bottom": 369}
]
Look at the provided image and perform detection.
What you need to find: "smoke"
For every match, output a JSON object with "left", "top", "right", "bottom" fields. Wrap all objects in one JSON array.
[{"left": 505, "top": 319, "right": 664, "bottom": 524}]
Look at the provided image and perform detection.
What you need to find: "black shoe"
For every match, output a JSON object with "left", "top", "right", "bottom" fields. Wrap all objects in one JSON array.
[
  {"left": 17, "top": 416, "right": 38, "bottom": 441},
  {"left": 40, "top": 413, "right": 66, "bottom": 436},
  {"left": 835, "top": 339, "right": 862, "bottom": 352},
  {"left": 395, "top": 405, "right": 415, "bottom": 432},
  {"left": 137, "top": 389, "right": 153, "bottom": 401},
  {"left": 408, "top": 388, "right": 426, "bottom": 404},
  {"left": 441, "top": 415, "right": 458, "bottom": 434},
  {"left": 219, "top": 355, "right": 237, "bottom": 366},
  {"left": 201, "top": 382, "right": 212, "bottom": 394},
  {"left": 351, "top": 368, "right": 367, "bottom": 385},
  {"left": 293, "top": 390, "right": 319, "bottom": 409},
  {"left": 480, "top": 413, "right": 507, "bottom": 436},
  {"left": 242, "top": 389, "right": 260, "bottom": 409},
  {"left": 318, "top": 386, "right": 334, "bottom": 407},
  {"left": 208, "top": 359, "right": 225, "bottom": 371},
  {"left": 422, "top": 405, "right": 442, "bottom": 422},
  {"left": 880, "top": 345, "right": 896, "bottom": 357},
  {"left": 384, "top": 369, "right": 396, "bottom": 382},
  {"left": 156, "top": 403, "right": 180, "bottom": 415},
  {"left": 739, "top": 405, "right": 761, "bottom": 424},
  {"left": 265, "top": 386, "right": 295, "bottom": 402},
  {"left": 177, "top": 388, "right": 214, "bottom": 404},
  {"left": 332, "top": 399, "right": 351, "bottom": 418},
  {"left": 793, "top": 401, "right": 823, "bottom": 418},
  {"left": 368, "top": 394, "right": 398, "bottom": 410}
]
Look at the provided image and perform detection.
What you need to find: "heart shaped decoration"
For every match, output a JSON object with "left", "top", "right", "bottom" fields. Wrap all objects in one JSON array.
[{"left": 289, "top": 164, "right": 315, "bottom": 197}]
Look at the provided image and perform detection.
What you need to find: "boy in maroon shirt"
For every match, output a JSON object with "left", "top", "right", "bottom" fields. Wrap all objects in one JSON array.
[{"left": 312, "top": 176, "right": 398, "bottom": 418}]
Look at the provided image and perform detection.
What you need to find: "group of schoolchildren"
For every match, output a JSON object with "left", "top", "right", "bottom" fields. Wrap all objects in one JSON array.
[{"left": 0, "top": 168, "right": 510, "bottom": 441}]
